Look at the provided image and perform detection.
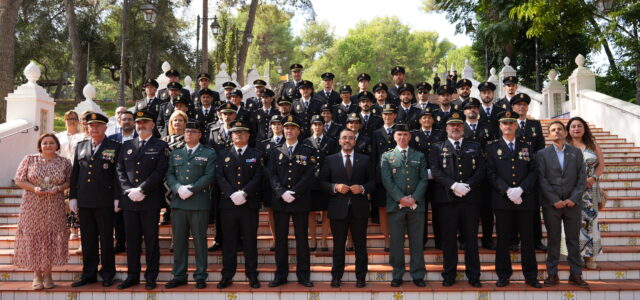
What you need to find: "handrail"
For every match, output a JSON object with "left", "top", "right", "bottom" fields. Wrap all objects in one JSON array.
[{"left": 0, "top": 125, "right": 39, "bottom": 142}]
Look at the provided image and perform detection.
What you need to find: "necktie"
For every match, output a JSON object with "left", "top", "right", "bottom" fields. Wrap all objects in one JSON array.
[
  {"left": 401, "top": 149, "right": 407, "bottom": 162},
  {"left": 140, "top": 140, "right": 146, "bottom": 149},
  {"left": 275, "top": 136, "right": 281, "bottom": 144},
  {"left": 345, "top": 104, "right": 349, "bottom": 111},
  {"left": 364, "top": 115, "right": 369, "bottom": 122},
  {"left": 325, "top": 92, "right": 329, "bottom": 98},
  {"left": 425, "top": 131, "right": 431, "bottom": 138},
  {"left": 237, "top": 148, "right": 243, "bottom": 157},
  {"left": 187, "top": 149, "right": 193, "bottom": 156},
  {"left": 509, "top": 142, "right": 514, "bottom": 153},
  {"left": 520, "top": 120, "right": 526, "bottom": 130},
  {"left": 422, "top": 103, "right": 427, "bottom": 109},
  {"left": 405, "top": 108, "right": 410, "bottom": 115},
  {"left": 316, "top": 137, "right": 321, "bottom": 144},
  {"left": 304, "top": 101, "right": 309, "bottom": 110},
  {"left": 387, "top": 128, "right": 392, "bottom": 136},
  {"left": 471, "top": 123, "right": 477, "bottom": 133},
  {"left": 454, "top": 141, "right": 461, "bottom": 151},
  {"left": 444, "top": 111, "right": 449, "bottom": 117},
  {"left": 288, "top": 145, "right": 294, "bottom": 157},
  {"left": 204, "top": 109, "right": 209, "bottom": 117},
  {"left": 345, "top": 154, "right": 353, "bottom": 179},
  {"left": 92, "top": 143, "right": 98, "bottom": 155},
  {"left": 485, "top": 107, "right": 491, "bottom": 116},
  {"left": 324, "top": 124, "right": 330, "bottom": 132}
]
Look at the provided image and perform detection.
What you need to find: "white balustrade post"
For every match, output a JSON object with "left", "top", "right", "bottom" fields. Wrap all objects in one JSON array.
[
  {"left": 73, "top": 83, "right": 105, "bottom": 115},
  {"left": 462, "top": 59, "right": 474, "bottom": 80},
  {"left": 498, "top": 57, "right": 517, "bottom": 98},
  {"left": 542, "top": 69, "right": 566, "bottom": 118},
  {"left": 5, "top": 62, "right": 56, "bottom": 133},
  {"left": 214, "top": 63, "right": 231, "bottom": 92},
  {"left": 183, "top": 76, "right": 193, "bottom": 94},
  {"left": 156, "top": 61, "right": 172, "bottom": 95},
  {"left": 568, "top": 54, "right": 596, "bottom": 116}
]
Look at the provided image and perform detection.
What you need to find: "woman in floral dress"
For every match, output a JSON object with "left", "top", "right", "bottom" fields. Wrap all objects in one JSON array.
[{"left": 13, "top": 133, "right": 72, "bottom": 289}]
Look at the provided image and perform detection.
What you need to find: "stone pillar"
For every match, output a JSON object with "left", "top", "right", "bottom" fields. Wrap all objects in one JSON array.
[
  {"left": 73, "top": 83, "right": 105, "bottom": 116},
  {"left": 156, "top": 61, "right": 172, "bottom": 94},
  {"left": 568, "top": 54, "right": 596, "bottom": 116},
  {"left": 5, "top": 62, "right": 55, "bottom": 134},
  {"left": 498, "top": 57, "right": 517, "bottom": 98},
  {"left": 487, "top": 68, "right": 499, "bottom": 101},
  {"left": 461, "top": 59, "right": 474, "bottom": 80},
  {"left": 184, "top": 75, "right": 193, "bottom": 94},
  {"left": 214, "top": 63, "right": 231, "bottom": 92},
  {"left": 542, "top": 69, "right": 566, "bottom": 118}
]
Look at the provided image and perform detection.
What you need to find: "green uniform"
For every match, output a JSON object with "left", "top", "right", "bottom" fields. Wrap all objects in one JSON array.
[
  {"left": 380, "top": 147, "right": 428, "bottom": 281},
  {"left": 166, "top": 145, "right": 216, "bottom": 281}
]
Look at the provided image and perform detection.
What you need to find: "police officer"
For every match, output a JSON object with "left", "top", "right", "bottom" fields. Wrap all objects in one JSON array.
[
  {"left": 396, "top": 83, "right": 421, "bottom": 128},
  {"left": 135, "top": 79, "right": 165, "bottom": 117},
  {"left": 320, "top": 103, "right": 343, "bottom": 139},
  {"left": 434, "top": 86, "right": 461, "bottom": 130},
  {"left": 495, "top": 76, "right": 518, "bottom": 110},
  {"left": 351, "top": 73, "right": 371, "bottom": 104},
  {"left": 207, "top": 103, "right": 237, "bottom": 153},
  {"left": 388, "top": 66, "right": 406, "bottom": 101},
  {"left": 292, "top": 80, "right": 321, "bottom": 132},
  {"left": 452, "top": 79, "right": 473, "bottom": 107},
  {"left": 245, "top": 79, "right": 268, "bottom": 111},
  {"left": 216, "top": 120, "right": 263, "bottom": 289},
  {"left": 249, "top": 88, "right": 279, "bottom": 145},
  {"left": 158, "top": 69, "right": 191, "bottom": 102},
  {"left": 380, "top": 123, "right": 429, "bottom": 287},
  {"left": 164, "top": 122, "right": 216, "bottom": 289},
  {"left": 221, "top": 81, "right": 237, "bottom": 102},
  {"left": 279, "top": 63, "right": 304, "bottom": 99},
  {"left": 414, "top": 81, "right": 435, "bottom": 110},
  {"left": 344, "top": 111, "right": 372, "bottom": 156},
  {"left": 69, "top": 112, "right": 121, "bottom": 288},
  {"left": 229, "top": 90, "right": 250, "bottom": 121},
  {"left": 267, "top": 116, "right": 316, "bottom": 288},
  {"left": 116, "top": 110, "right": 170, "bottom": 290},
  {"left": 315, "top": 72, "right": 340, "bottom": 105},
  {"left": 477, "top": 81, "right": 505, "bottom": 134},
  {"left": 332, "top": 85, "right": 358, "bottom": 125},
  {"left": 409, "top": 108, "right": 445, "bottom": 249},
  {"left": 193, "top": 88, "right": 218, "bottom": 126},
  {"left": 371, "top": 82, "right": 398, "bottom": 116},
  {"left": 510, "top": 93, "right": 547, "bottom": 252},
  {"left": 357, "top": 91, "right": 383, "bottom": 137},
  {"left": 430, "top": 112, "right": 485, "bottom": 287},
  {"left": 485, "top": 111, "right": 542, "bottom": 289},
  {"left": 192, "top": 73, "right": 220, "bottom": 108}
]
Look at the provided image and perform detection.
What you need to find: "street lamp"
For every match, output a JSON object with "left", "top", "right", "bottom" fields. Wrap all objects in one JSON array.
[
  {"left": 596, "top": 0, "right": 614, "bottom": 12},
  {"left": 141, "top": 3, "right": 158, "bottom": 24},
  {"left": 210, "top": 16, "right": 221, "bottom": 36},
  {"left": 195, "top": 15, "right": 221, "bottom": 75}
]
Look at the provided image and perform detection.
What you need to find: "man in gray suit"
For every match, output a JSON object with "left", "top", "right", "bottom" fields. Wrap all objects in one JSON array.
[{"left": 537, "top": 120, "right": 588, "bottom": 288}]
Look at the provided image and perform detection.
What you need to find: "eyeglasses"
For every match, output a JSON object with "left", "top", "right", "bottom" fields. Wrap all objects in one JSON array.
[
  {"left": 65, "top": 118, "right": 78, "bottom": 121},
  {"left": 185, "top": 129, "right": 202, "bottom": 134}
]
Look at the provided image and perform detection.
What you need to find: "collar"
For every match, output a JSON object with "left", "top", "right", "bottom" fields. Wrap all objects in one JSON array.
[
  {"left": 313, "top": 134, "right": 324, "bottom": 140},
  {"left": 324, "top": 89, "right": 333, "bottom": 94},
  {"left": 448, "top": 138, "right": 463, "bottom": 145},
  {"left": 482, "top": 103, "right": 493, "bottom": 109},
  {"left": 185, "top": 143, "right": 200, "bottom": 152},
  {"left": 324, "top": 121, "right": 332, "bottom": 126},
  {"left": 439, "top": 105, "right": 451, "bottom": 112},
  {"left": 466, "top": 120, "right": 479, "bottom": 126},
  {"left": 138, "top": 137, "right": 150, "bottom": 144},
  {"left": 341, "top": 150, "right": 354, "bottom": 158},
  {"left": 422, "top": 128, "right": 432, "bottom": 134},
  {"left": 235, "top": 145, "right": 248, "bottom": 153},
  {"left": 401, "top": 103, "right": 412, "bottom": 109},
  {"left": 273, "top": 135, "right": 283, "bottom": 142},
  {"left": 502, "top": 136, "right": 516, "bottom": 145},
  {"left": 384, "top": 124, "right": 395, "bottom": 130},
  {"left": 395, "top": 146, "right": 409, "bottom": 152},
  {"left": 285, "top": 141, "right": 298, "bottom": 149},
  {"left": 553, "top": 143, "right": 566, "bottom": 153},
  {"left": 302, "top": 97, "right": 311, "bottom": 102},
  {"left": 341, "top": 101, "right": 351, "bottom": 107}
]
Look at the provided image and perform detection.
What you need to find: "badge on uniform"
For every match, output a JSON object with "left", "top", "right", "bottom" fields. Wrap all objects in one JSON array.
[
  {"left": 103, "top": 163, "right": 110, "bottom": 169},
  {"left": 195, "top": 157, "right": 208, "bottom": 162},
  {"left": 278, "top": 153, "right": 284, "bottom": 160},
  {"left": 174, "top": 155, "right": 182, "bottom": 160},
  {"left": 531, "top": 127, "right": 537, "bottom": 137},
  {"left": 246, "top": 158, "right": 256, "bottom": 163},
  {"left": 392, "top": 168, "right": 397, "bottom": 174},
  {"left": 127, "top": 149, "right": 133, "bottom": 155},
  {"left": 102, "top": 149, "right": 116, "bottom": 162},
  {"left": 415, "top": 136, "right": 420, "bottom": 142},
  {"left": 497, "top": 148, "right": 503, "bottom": 156},
  {"left": 225, "top": 157, "right": 231, "bottom": 162}
]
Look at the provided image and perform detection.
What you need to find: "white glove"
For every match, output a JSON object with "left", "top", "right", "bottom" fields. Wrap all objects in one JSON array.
[
  {"left": 282, "top": 190, "right": 296, "bottom": 203},
  {"left": 128, "top": 188, "right": 146, "bottom": 202},
  {"left": 451, "top": 183, "right": 471, "bottom": 197},
  {"left": 178, "top": 185, "right": 193, "bottom": 200},
  {"left": 69, "top": 199, "right": 78, "bottom": 214},
  {"left": 230, "top": 191, "right": 247, "bottom": 206},
  {"left": 506, "top": 187, "right": 524, "bottom": 204},
  {"left": 427, "top": 169, "right": 433, "bottom": 180},
  {"left": 114, "top": 200, "right": 121, "bottom": 212},
  {"left": 513, "top": 196, "right": 523, "bottom": 205}
]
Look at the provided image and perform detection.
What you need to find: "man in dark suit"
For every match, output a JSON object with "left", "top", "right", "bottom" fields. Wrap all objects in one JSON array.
[
  {"left": 477, "top": 81, "right": 505, "bottom": 134},
  {"left": 157, "top": 69, "right": 191, "bottom": 102},
  {"left": 315, "top": 72, "right": 340, "bottom": 105},
  {"left": 396, "top": 83, "right": 421, "bottom": 128},
  {"left": 495, "top": 76, "right": 518, "bottom": 110},
  {"left": 116, "top": 110, "right": 170, "bottom": 290},
  {"left": 344, "top": 114, "right": 372, "bottom": 156},
  {"left": 279, "top": 63, "right": 304, "bottom": 99},
  {"left": 267, "top": 116, "right": 316, "bottom": 288},
  {"left": 69, "top": 113, "right": 121, "bottom": 288},
  {"left": 414, "top": 81, "right": 435, "bottom": 111},
  {"left": 245, "top": 79, "right": 267, "bottom": 111},
  {"left": 215, "top": 120, "right": 264, "bottom": 289},
  {"left": 486, "top": 111, "right": 541, "bottom": 288},
  {"left": 430, "top": 112, "right": 485, "bottom": 287},
  {"left": 134, "top": 79, "right": 165, "bottom": 117},
  {"left": 511, "top": 93, "right": 547, "bottom": 252},
  {"left": 387, "top": 66, "right": 406, "bottom": 101},
  {"left": 357, "top": 91, "right": 383, "bottom": 137},
  {"left": 351, "top": 73, "right": 371, "bottom": 104},
  {"left": 332, "top": 85, "right": 359, "bottom": 125},
  {"left": 452, "top": 79, "right": 472, "bottom": 107},
  {"left": 320, "top": 128, "right": 375, "bottom": 288},
  {"left": 292, "top": 80, "right": 322, "bottom": 133},
  {"left": 433, "top": 86, "right": 461, "bottom": 130},
  {"left": 372, "top": 82, "right": 399, "bottom": 116},
  {"left": 191, "top": 73, "right": 221, "bottom": 108},
  {"left": 538, "top": 120, "right": 589, "bottom": 288},
  {"left": 249, "top": 88, "right": 279, "bottom": 145},
  {"left": 192, "top": 88, "right": 218, "bottom": 125},
  {"left": 320, "top": 103, "right": 343, "bottom": 140}
]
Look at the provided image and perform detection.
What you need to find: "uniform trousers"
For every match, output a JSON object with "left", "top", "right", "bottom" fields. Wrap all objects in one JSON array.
[
  {"left": 273, "top": 211, "right": 310, "bottom": 282},
  {"left": 123, "top": 209, "right": 160, "bottom": 281},
  {"left": 437, "top": 202, "right": 480, "bottom": 281},
  {"left": 388, "top": 208, "right": 426, "bottom": 281},
  {"left": 495, "top": 210, "right": 538, "bottom": 280},
  {"left": 220, "top": 207, "right": 259, "bottom": 280},
  {"left": 78, "top": 207, "right": 115, "bottom": 281},
  {"left": 171, "top": 208, "right": 209, "bottom": 281},
  {"left": 330, "top": 205, "right": 368, "bottom": 280}
]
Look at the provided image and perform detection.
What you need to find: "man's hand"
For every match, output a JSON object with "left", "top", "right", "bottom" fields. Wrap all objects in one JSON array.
[
  {"left": 564, "top": 199, "right": 576, "bottom": 207},
  {"left": 69, "top": 199, "right": 78, "bottom": 214},
  {"left": 335, "top": 184, "right": 350, "bottom": 194},
  {"left": 350, "top": 185, "right": 364, "bottom": 195},
  {"left": 586, "top": 177, "right": 596, "bottom": 189},
  {"left": 553, "top": 200, "right": 566, "bottom": 209},
  {"left": 114, "top": 200, "right": 121, "bottom": 212},
  {"left": 282, "top": 191, "right": 296, "bottom": 203},
  {"left": 128, "top": 188, "right": 146, "bottom": 202},
  {"left": 399, "top": 196, "right": 415, "bottom": 208}
]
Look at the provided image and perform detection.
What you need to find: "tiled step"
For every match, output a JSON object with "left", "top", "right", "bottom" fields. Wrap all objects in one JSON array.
[{"left": 0, "top": 261, "right": 638, "bottom": 282}]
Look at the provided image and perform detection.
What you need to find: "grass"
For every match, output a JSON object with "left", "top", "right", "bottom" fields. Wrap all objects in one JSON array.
[{"left": 53, "top": 99, "right": 135, "bottom": 132}]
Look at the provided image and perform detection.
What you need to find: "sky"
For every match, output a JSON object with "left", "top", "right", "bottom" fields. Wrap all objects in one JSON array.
[{"left": 185, "top": 0, "right": 472, "bottom": 47}]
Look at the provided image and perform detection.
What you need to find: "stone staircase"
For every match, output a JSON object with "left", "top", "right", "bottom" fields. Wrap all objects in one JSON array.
[{"left": 0, "top": 119, "right": 639, "bottom": 299}]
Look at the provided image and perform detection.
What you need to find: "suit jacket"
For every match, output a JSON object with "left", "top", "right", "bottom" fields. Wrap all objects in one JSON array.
[
  {"left": 479, "top": 104, "right": 505, "bottom": 133},
  {"left": 166, "top": 145, "right": 216, "bottom": 210},
  {"left": 249, "top": 107, "right": 279, "bottom": 145},
  {"left": 495, "top": 97, "right": 511, "bottom": 110},
  {"left": 410, "top": 129, "right": 444, "bottom": 168},
  {"left": 516, "top": 119, "right": 546, "bottom": 154},
  {"left": 429, "top": 139, "right": 486, "bottom": 205},
  {"left": 279, "top": 80, "right": 302, "bottom": 99},
  {"left": 158, "top": 87, "right": 192, "bottom": 103},
  {"left": 485, "top": 139, "right": 538, "bottom": 210},
  {"left": 134, "top": 97, "right": 165, "bottom": 117},
  {"left": 354, "top": 134, "right": 372, "bottom": 156},
  {"left": 433, "top": 105, "right": 462, "bottom": 130},
  {"left": 380, "top": 148, "right": 429, "bottom": 212},
  {"left": 320, "top": 152, "right": 375, "bottom": 219},
  {"left": 267, "top": 143, "right": 317, "bottom": 212},
  {"left": 191, "top": 89, "right": 221, "bottom": 108},
  {"left": 70, "top": 138, "right": 122, "bottom": 207},
  {"left": 332, "top": 103, "right": 359, "bottom": 125},
  {"left": 315, "top": 90, "right": 340, "bottom": 106},
  {"left": 207, "top": 123, "right": 233, "bottom": 153},
  {"left": 216, "top": 147, "right": 264, "bottom": 210},
  {"left": 116, "top": 137, "right": 170, "bottom": 211},
  {"left": 324, "top": 122, "right": 344, "bottom": 140},
  {"left": 359, "top": 113, "right": 383, "bottom": 138},
  {"left": 536, "top": 144, "right": 586, "bottom": 208},
  {"left": 396, "top": 105, "right": 422, "bottom": 129},
  {"left": 372, "top": 126, "right": 397, "bottom": 183},
  {"left": 463, "top": 121, "right": 496, "bottom": 150}
]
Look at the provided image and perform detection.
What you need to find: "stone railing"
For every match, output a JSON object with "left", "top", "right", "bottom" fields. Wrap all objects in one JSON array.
[{"left": 575, "top": 89, "right": 640, "bottom": 145}]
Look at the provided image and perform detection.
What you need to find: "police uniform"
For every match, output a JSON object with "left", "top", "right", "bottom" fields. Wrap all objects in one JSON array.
[
  {"left": 303, "top": 115, "right": 339, "bottom": 212},
  {"left": 292, "top": 80, "right": 322, "bottom": 132},
  {"left": 387, "top": 66, "right": 406, "bottom": 101},
  {"left": 249, "top": 89, "right": 279, "bottom": 146},
  {"left": 116, "top": 110, "right": 170, "bottom": 289},
  {"left": 165, "top": 122, "right": 216, "bottom": 288},
  {"left": 157, "top": 70, "right": 192, "bottom": 102},
  {"left": 279, "top": 64, "right": 304, "bottom": 99},
  {"left": 358, "top": 91, "right": 384, "bottom": 137},
  {"left": 191, "top": 73, "right": 221, "bottom": 108},
  {"left": 215, "top": 120, "right": 264, "bottom": 289},
  {"left": 396, "top": 83, "right": 421, "bottom": 129},
  {"left": 245, "top": 79, "right": 267, "bottom": 111},
  {"left": 380, "top": 123, "right": 429, "bottom": 286},
  {"left": 70, "top": 113, "right": 121, "bottom": 287},
  {"left": 192, "top": 88, "right": 219, "bottom": 125},
  {"left": 477, "top": 81, "right": 505, "bottom": 133},
  {"left": 257, "top": 115, "right": 286, "bottom": 208},
  {"left": 315, "top": 73, "right": 341, "bottom": 106},
  {"left": 157, "top": 92, "right": 194, "bottom": 137},
  {"left": 350, "top": 73, "right": 371, "bottom": 104},
  {"left": 429, "top": 112, "right": 485, "bottom": 287},
  {"left": 485, "top": 111, "right": 540, "bottom": 288},
  {"left": 267, "top": 116, "right": 316, "bottom": 287},
  {"left": 371, "top": 82, "right": 399, "bottom": 116},
  {"left": 452, "top": 79, "right": 472, "bottom": 107},
  {"left": 371, "top": 108, "right": 398, "bottom": 210},
  {"left": 135, "top": 79, "right": 166, "bottom": 117},
  {"left": 495, "top": 76, "right": 518, "bottom": 110},
  {"left": 207, "top": 103, "right": 237, "bottom": 153}
]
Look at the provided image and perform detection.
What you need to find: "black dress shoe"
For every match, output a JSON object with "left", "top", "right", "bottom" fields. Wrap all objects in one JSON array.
[
  {"left": 160, "top": 219, "right": 170, "bottom": 225},
  {"left": 72, "top": 278, "right": 97, "bottom": 287},
  {"left": 208, "top": 243, "right": 222, "bottom": 252},
  {"left": 413, "top": 279, "right": 426, "bottom": 287},
  {"left": 269, "top": 246, "right": 276, "bottom": 251},
  {"left": 117, "top": 279, "right": 139, "bottom": 289},
  {"left": 102, "top": 279, "right": 114, "bottom": 287},
  {"left": 468, "top": 280, "right": 482, "bottom": 287},
  {"left": 320, "top": 247, "right": 329, "bottom": 252},
  {"left": 248, "top": 278, "right": 261, "bottom": 288},
  {"left": 298, "top": 280, "right": 313, "bottom": 287},
  {"left": 384, "top": 247, "right": 390, "bottom": 252},
  {"left": 330, "top": 277, "right": 341, "bottom": 288},
  {"left": 114, "top": 245, "right": 126, "bottom": 254},
  {"left": 442, "top": 279, "right": 455, "bottom": 287},
  {"left": 510, "top": 243, "right": 520, "bottom": 252},
  {"left": 217, "top": 278, "right": 232, "bottom": 289},
  {"left": 355, "top": 279, "right": 366, "bottom": 288},
  {"left": 525, "top": 279, "right": 543, "bottom": 288},
  {"left": 496, "top": 278, "right": 509, "bottom": 287},
  {"left": 195, "top": 280, "right": 207, "bottom": 289},
  {"left": 145, "top": 280, "right": 156, "bottom": 290},
  {"left": 535, "top": 241, "right": 548, "bottom": 252},
  {"left": 390, "top": 279, "right": 403, "bottom": 287},
  {"left": 268, "top": 279, "right": 287, "bottom": 287},
  {"left": 165, "top": 279, "right": 188, "bottom": 289}
]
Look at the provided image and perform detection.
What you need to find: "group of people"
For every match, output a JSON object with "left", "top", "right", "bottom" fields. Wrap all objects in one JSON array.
[{"left": 12, "top": 63, "right": 606, "bottom": 291}]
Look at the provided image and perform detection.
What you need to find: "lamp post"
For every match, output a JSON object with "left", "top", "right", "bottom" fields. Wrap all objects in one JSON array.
[
  {"left": 195, "top": 15, "right": 221, "bottom": 75},
  {"left": 595, "top": 0, "right": 614, "bottom": 12},
  {"left": 234, "top": 28, "right": 253, "bottom": 78},
  {"left": 117, "top": 1, "right": 158, "bottom": 107}
]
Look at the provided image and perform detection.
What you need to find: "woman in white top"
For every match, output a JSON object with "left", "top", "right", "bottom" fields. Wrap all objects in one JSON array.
[{"left": 55, "top": 110, "right": 84, "bottom": 161}]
